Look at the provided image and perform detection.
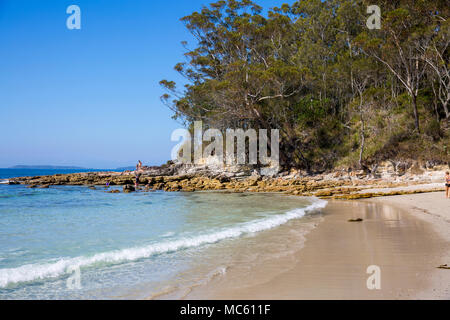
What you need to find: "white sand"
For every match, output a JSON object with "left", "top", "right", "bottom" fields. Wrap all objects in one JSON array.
[{"left": 182, "top": 192, "right": 450, "bottom": 300}]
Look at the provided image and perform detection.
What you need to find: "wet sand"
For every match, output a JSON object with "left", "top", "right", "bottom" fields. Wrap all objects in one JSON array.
[
  {"left": 183, "top": 195, "right": 450, "bottom": 300},
  {"left": 368, "top": 192, "right": 450, "bottom": 299}
]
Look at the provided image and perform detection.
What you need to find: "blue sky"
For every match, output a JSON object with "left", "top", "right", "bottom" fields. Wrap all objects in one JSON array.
[{"left": 0, "top": 0, "right": 287, "bottom": 169}]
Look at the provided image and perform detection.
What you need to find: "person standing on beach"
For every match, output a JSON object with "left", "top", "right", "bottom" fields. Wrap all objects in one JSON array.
[{"left": 446, "top": 171, "right": 450, "bottom": 199}]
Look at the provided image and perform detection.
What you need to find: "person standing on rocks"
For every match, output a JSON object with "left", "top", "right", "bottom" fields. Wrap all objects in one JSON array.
[{"left": 135, "top": 161, "right": 143, "bottom": 188}]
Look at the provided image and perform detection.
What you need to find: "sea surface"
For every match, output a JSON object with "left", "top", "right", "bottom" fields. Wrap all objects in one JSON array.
[
  {"left": 0, "top": 169, "right": 326, "bottom": 299},
  {"left": 0, "top": 168, "right": 108, "bottom": 180}
]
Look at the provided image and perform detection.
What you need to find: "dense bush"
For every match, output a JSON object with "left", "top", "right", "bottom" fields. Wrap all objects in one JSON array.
[{"left": 161, "top": 0, "right": 449, "bottom": 171}]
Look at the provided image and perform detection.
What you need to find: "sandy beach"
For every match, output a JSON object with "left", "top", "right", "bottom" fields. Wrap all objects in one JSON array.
[
  {"left": 181, "top": 191, "right": 450, "bottom": 300},
  {"left": 368, "top": 192, "right": 450, "bottom": 299}
]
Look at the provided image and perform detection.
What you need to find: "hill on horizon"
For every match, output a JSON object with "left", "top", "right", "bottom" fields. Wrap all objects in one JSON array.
[
  {"left": 8, "top": 165, "right": 89, "bottom": 170},
  {"left": 6, "top": 165, "right": 141, "bottom": 171}
]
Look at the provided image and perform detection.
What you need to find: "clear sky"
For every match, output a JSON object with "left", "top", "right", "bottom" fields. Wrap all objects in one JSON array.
[{"left": 0, "top": 0, "right": 288, "bottom": 169}]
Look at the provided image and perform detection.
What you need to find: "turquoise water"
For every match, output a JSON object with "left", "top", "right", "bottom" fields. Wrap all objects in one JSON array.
[
  {"left": 0, "top": 170, "right": 326, "bottom": 299},
  {"left": 0, "top": 168, "right": 108, "bottom": 180}
]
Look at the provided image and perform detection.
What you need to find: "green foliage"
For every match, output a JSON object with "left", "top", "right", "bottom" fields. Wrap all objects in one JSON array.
[{"left": 160, "top": 0, "right": 450, "bottom": 171}]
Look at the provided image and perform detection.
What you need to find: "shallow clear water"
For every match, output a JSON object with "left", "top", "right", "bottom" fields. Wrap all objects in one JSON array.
[{"left": 0, "top": 175, "right": 326, "bottom": 299}]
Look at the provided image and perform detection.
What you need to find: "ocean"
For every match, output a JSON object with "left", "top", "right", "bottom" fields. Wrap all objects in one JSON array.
[
  {"left": 0, "top": 168, "right": 108, "bottom": 181},
  {"left": 0, "top": 169, "right": 326, "bottom": 299}
]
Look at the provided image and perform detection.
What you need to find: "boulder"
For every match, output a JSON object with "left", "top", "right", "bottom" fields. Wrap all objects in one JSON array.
[{"left": 123, "top": 185, "right": 136, "bottom": 193}]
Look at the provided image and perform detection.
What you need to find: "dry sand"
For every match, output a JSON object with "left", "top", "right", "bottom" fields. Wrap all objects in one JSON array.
[{"left": 184, "top": 192, "right": 450, "bottom": 300}]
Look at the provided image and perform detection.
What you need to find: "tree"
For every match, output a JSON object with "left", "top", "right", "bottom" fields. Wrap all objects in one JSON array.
[
  {"left": 421, "top": 18, "right": 450, "bottom": 119},
  {"left": 160, "top": 0, "right": 450, "bottom": 171},
  {"left": 355, "top": 1, "right": 444, "bottom": 132}
]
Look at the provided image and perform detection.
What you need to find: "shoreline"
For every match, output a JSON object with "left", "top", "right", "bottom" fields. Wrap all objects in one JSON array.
[
  {"left": 3, "top": 168, "right": 449, "bottom": 299},
  {"left": 176, "top": 193, "right": 450, "bottom": 300}
]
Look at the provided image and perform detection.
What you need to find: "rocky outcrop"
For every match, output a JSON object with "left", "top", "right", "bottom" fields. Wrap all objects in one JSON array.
[
  {"left": 7, "top": 160, "right": 448, "bottom": 200},
  {"left": 123, "top": 185, "right": 135, "bottom": 193}
]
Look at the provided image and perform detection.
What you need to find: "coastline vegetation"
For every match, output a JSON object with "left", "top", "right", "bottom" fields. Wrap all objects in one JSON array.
[{"left": 160, "top": 0, "right": 449, "bottom": 172}]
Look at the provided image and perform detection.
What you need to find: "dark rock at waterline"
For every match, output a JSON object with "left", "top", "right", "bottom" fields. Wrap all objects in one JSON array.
[
  {"left": 38, "top": 185, "right": 50, "bottom": 189},
  {"left": 27, "top": 185, "right": 38, "bottom": 189},
  {"left": 348, "top": 218, "right": 363, "bottom": 222},
  {"left": 107, "top": 190, "right": 120, "bottom": 194},
  {"left": 123, "top": 185, "right": 135, "bottom": 193},
  {"left": 89, "top": 186, "right": 97, "bottom": 190}
]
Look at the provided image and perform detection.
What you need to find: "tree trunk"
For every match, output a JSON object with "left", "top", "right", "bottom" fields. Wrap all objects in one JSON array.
[
  {"left": 359, "top": 127, "right": 365, "bottom": 169},
  {"left": 444, "top": 102, "right": 449, "bottom": 119},
  {"left": 431, "top": 82, "right": 440, "bottom": 122},
  {"left": 412, "top": 94, "right": 420, "bottom": 132},
  {"left": 358, "top": 91, "right": 366, "bottom": 169}
]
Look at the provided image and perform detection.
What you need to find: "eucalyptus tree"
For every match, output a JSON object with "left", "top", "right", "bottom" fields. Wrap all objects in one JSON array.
[
  {"left": 160, "top": 0, "right": 449, "bottom": 170},
  {"left": 356, "top": 0, "right": 449, "bottom": 132}
]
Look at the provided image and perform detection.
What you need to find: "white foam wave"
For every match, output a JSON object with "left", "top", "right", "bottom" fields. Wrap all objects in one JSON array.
[
  {"left": 0, "top": 198, "right": 327, "bottom": 288},
  {"left": 0, "top": 179, "right": 9, "bottom": 184}
]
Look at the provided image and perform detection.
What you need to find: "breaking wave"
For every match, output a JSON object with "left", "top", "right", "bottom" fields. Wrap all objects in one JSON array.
[{"left": 0, "top": 198, "right": 327, "bottom": 288}]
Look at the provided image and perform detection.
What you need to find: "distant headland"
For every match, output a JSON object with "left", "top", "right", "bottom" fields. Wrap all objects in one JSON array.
[
  {"left": 8, "top": 165, "right": 88, "bottom": 170},
  {"left": 7, "top": 165, "right": 137, "bottom": 171}
]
